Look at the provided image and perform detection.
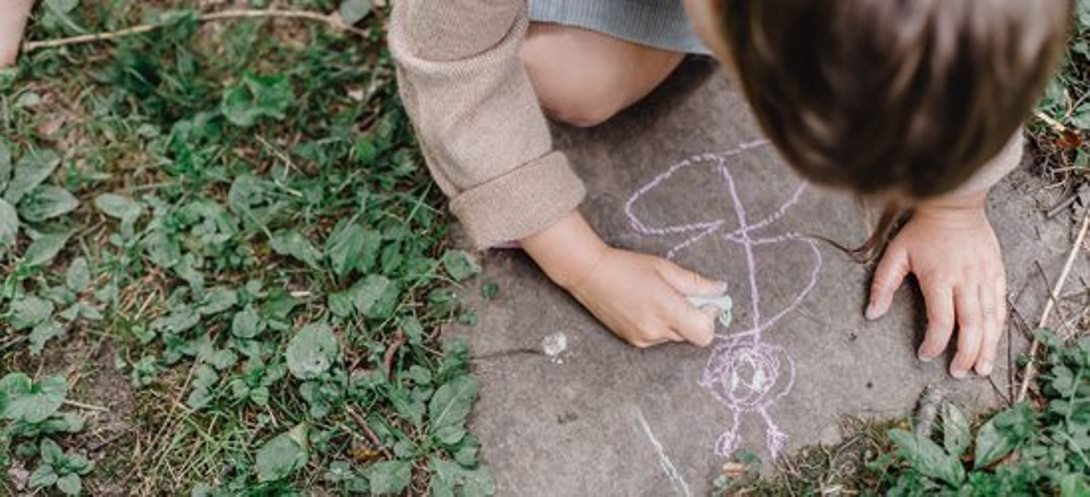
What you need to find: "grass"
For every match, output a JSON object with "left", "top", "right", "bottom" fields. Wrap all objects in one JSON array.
[
  {"left": 1034, "top": 0, "right": 1090, "bottom": 179},
  {"left": 1, "top": 1, "right": 491, "bottom": 495}
]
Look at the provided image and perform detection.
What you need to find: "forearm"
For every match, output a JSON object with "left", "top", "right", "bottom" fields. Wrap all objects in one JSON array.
[
  {"left": 912, "top": 190, "right": 989, "bottom": 233},
  {"left": 520, "top": 210, "right": 608, "bottom": 290},
  {"left": 917, "top": 189, "right": 986, "bottom": 211},
  {"left": 0, "top": 0, "right": 34, "bottom": 65},
  {"left": 389, "top": 1, "right": 587, "bottom": 249}
]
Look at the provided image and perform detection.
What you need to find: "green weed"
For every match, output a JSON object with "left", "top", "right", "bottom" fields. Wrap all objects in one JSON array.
[
  {"left": 1, "top": 1, "right": 492, "bottom": 495},
  {"left": 1032, "top": 0, "right": 1090, "bottom": 176}
]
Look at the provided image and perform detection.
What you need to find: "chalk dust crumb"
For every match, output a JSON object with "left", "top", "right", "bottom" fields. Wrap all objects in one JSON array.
[{"left": 542, "top": 332, "right": 568, "bottom": 363}]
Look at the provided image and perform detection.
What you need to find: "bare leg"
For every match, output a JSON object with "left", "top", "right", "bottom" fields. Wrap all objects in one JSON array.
[
  {"left": 519, "top": 23, "right": 685, "bottom": 127},
  {"left": 1, "top": 0, "right": 35, "bottom": 66}
]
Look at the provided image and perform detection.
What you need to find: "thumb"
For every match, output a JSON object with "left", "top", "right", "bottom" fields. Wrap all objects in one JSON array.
[
  {"left": 668, "top": 296, "right": 717, "bottom": 347},
  {"left": 867, "top": 244, "right": 910, "bottom": 320},
  {"left": 657, "top": 260, "right": 726, "bottom": 297}
]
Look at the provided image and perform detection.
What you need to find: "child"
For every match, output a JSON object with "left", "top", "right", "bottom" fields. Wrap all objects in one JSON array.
[
  {"left": 389, "top": 0, "right": 1071, "bottom": 379},
  {"left": 0, "top": 0, "right": 33, "bottom": 67}
]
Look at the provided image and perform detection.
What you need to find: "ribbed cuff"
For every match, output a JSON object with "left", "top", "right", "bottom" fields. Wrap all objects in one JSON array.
[{"left": 451, "top": 151, "right": 587, "bottom": 250}]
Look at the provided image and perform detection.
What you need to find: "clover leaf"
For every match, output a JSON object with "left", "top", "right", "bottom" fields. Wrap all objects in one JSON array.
[{"left": 285, "top": 323, "right": 339, "bottom": 380}]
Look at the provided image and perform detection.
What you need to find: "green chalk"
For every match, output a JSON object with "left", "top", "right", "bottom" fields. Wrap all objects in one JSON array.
[{"left": 688, "top": 293, "right": 733, "bottom": 329}]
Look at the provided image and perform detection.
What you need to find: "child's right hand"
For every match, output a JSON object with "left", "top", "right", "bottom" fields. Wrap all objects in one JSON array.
[
  {"left": 522, "top": 211, "right": 723, "bottom": 348},
  {"left": 567, "top": 247, "right": 725, "bottom": 347}
]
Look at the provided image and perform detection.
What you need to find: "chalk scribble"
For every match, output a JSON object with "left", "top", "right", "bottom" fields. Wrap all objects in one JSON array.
[{"left": 625, "top": 140, "right": 823, "bottom": 458}]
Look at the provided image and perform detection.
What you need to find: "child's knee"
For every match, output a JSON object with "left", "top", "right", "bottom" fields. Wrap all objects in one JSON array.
[
  {"left": 537, "top": 87, "right": 624, "bottom": 128},
  {"left": 519, "top": 41, "right": 626, "bottom": 128},
  {"left": 519, "top": 24, "right": 684, "bottom": 127}
]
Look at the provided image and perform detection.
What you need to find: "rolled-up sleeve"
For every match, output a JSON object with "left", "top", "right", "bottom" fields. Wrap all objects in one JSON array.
[{"left": 389, "top": 0, "right": 586, "bottom": 249}]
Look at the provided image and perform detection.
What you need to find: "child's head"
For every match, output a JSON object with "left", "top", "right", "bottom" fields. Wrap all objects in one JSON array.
[{"left": 685, "top": 0, "right": 1071, "bottom": 201}]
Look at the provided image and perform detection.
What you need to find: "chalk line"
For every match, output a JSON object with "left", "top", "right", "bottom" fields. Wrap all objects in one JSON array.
[
  {"left": 626, "top": 141, "right": 823, "bottom": 459},
  {"left": 634, "top": 408, "right": 693, "bottom": 497}
]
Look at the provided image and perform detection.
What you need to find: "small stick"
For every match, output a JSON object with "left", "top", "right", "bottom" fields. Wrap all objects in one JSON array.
[
  {"left": 470, "top": 347, "right": 542, "bottom": 363},
  {"left": 1035, "top": 260, "right": 1070, "bottom": 327},
  {"left": 347, "top": 408, "right": 392, "bottom": 458},
  {"left": 987, "top": 376, "right": 1011, "bottom": 406},
  {"left": 1007, "top": 296, "right": 1035, "bottom": 339},
  {"left": 23, "top": 9, "right": 369, "bottom": 52},
  {"left": 1016, "top": 210, "right": 1090, "bottom": 403},
  {"left": 1035, "top": 110, "right": 1068, "bottom": 134},
  {"left": 1007, "top": 298, "right": 1015, "bottom": 403},
  {"left": 62, "top": 399, "right": 109, "bottom": 412},
  {"left": 383, "top": 329, "right": 405, "bottom": 381},
  {"left": 1047, "top": 191, "right": 1082, "bottom": 219},
  {"left": 87, "top": 432, "right": 126, "bottom": 453}
]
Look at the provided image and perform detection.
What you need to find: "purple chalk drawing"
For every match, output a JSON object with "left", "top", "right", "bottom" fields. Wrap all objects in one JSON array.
[{"left": 625, "top": 140, "right": 823, "bottom": 459}]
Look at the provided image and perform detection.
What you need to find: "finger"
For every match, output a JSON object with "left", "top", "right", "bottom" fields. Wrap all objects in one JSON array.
[
  {"left": 657, "top": 260, "right": 727, "bottom": 297},
  {"left": 699, "top": 304, "right": 724, "bottom": 330},
  {"left": 666, "top": 297, "right": 717, "bottom": 347},
  {"left": 918, "top": 282, "right": 955, "bottom": 362},
  {"left": 631, "top": 325, "right": 683, "bottom": 348},
  {"left": 973, "top": 284, "right": 999, "bottom": 376},
  {"left": 975, "top": 276, "right": 1007, "bottom": 376},
  {"left": 867, "top": 245, "right": 910, "bottom": 320},
  {"left": 950, "top": 285, "right": 984, "bottom": 379}
]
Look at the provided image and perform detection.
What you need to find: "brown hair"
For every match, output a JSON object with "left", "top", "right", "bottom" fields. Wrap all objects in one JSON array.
[{"left": 716, "top": 0, "right": 1071, "bottom": 259}]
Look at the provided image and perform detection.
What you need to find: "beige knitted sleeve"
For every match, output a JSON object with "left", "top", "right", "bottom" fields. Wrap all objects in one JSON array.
[{"left": 389, "top": 0, "right": 587, "bottom": 249}]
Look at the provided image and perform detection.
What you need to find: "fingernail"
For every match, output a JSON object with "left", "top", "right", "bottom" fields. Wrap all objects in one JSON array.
[
  {"left": 713, "top": 281, "right": 728, "bottom": 294},
  {"left": 951, "top": 367, "right": 968, "bottom": 379},
  {"left": 978, "top": 361, "right": 993, "bottom": 376},
  {"left": 917, "top": 351, "right": 933, "bottom": 363},
  {"left": 865, "top": 303, "right": 883, "bottom": 320}
]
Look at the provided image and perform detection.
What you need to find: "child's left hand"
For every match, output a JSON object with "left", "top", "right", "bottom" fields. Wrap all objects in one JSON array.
[{"left": 864, "top": 191, "right": 1006, "bottom": 378}]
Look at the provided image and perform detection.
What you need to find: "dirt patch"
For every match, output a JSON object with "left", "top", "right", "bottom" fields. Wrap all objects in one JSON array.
[{"left": 73, "top": 342, "right": 137, "bottom": 497}]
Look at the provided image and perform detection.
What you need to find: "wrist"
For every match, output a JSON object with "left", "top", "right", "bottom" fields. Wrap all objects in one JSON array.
[
  {"left": 520, "top": 210, "right": 609, "bottom": 290},
  {"left": 915, "top": 190, "right": 986, "bottom": 214},
  {"left": 912, "top": 190, "right": 989, "bottom": 227}
]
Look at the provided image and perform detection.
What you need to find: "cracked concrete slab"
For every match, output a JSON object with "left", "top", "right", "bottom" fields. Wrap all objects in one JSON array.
[{"left": 452, "top": 59, "right": 1089, "bottom": 496}]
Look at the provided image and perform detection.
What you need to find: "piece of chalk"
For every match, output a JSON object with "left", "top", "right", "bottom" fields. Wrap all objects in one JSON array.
[{"left": 688, "top": 294, "right": 733, "bottom": 329}]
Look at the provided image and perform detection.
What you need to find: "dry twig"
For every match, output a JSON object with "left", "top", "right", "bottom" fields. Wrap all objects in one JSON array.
[
  {"left": 1034, "top": 110, "right": 1068, "bottom": 134},
  {"left": 383, "top": 329, "right": 406, "bottom": 381},
  {"left": 23, "top": 9, "right": 368, "bottom": 53},
  {"left": 1016, "top": 210, "right": 1090, "bottom": 403},
  {"left": 347, "top": 408, "right": 393, "bottom": 459}
]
